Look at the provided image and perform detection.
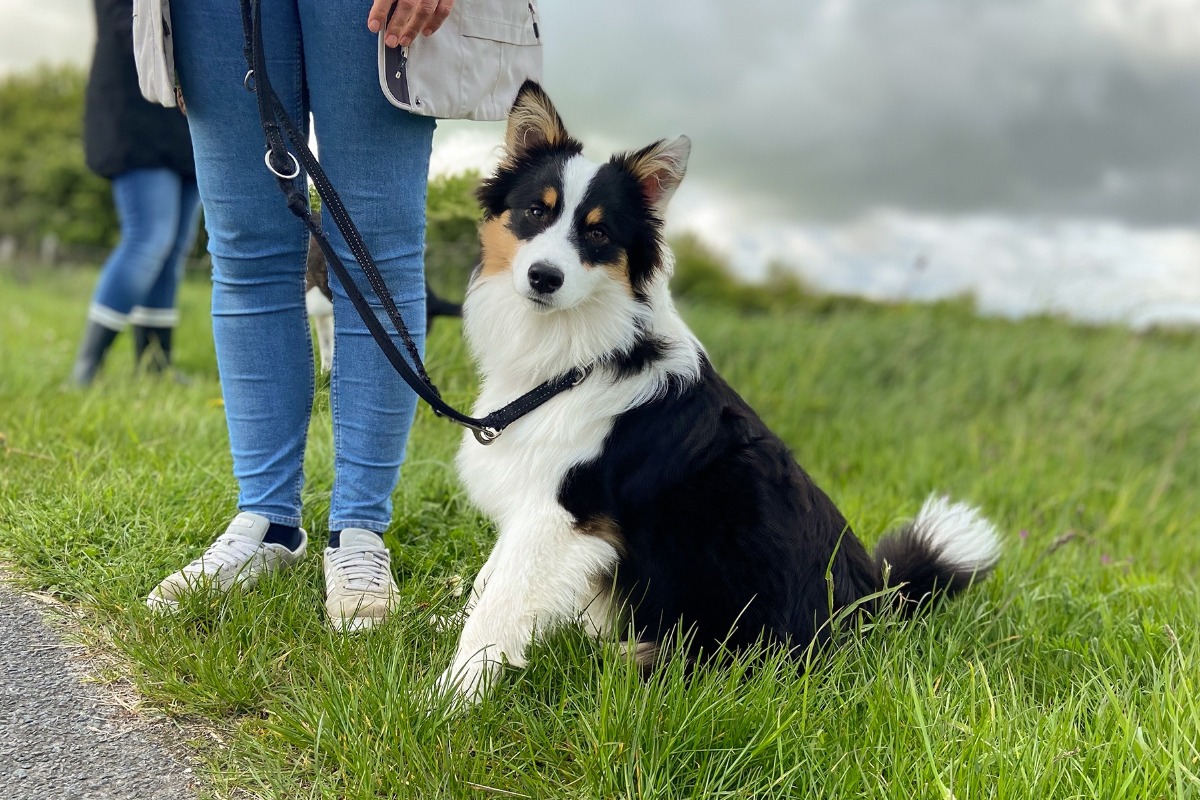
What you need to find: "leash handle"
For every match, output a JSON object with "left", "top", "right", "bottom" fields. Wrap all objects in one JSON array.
[{"left": 238, "top": 0, "right": 589, "bottom": 442}]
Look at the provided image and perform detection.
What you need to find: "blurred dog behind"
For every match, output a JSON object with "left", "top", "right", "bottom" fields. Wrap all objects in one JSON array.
[
  {"left": 304, "top": 233, "right": 463, "bottom": 372},
  {"left": 304, "top": 235, "right": 336, "bottom": 372}
]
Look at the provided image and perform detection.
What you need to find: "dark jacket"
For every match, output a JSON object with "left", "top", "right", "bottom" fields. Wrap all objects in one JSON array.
[{"left": 85, "top": 0, "right": 195, "bottom": 180}]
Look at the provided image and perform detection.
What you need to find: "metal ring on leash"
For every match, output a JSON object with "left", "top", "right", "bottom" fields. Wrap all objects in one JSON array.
[
  {"left": 243, "top": 69, "right": 256, "bottom": 91},
  {"left": 264, "top": 150, "right": 301, "bottom": 180},
  {"left": 472, "top": 426, "right": 501, "bottom": 445}
]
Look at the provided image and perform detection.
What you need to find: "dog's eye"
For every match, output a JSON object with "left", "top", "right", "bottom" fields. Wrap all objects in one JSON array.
[
  {"left": 585, "top": 227, "right": 609, "bottom": 245},
  {"left": 528, "top": 204, "right": 547, "bottom": 219}
]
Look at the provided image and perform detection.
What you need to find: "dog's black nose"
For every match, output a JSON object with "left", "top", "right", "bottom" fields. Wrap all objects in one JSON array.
[{"left": 528, "top": 262, "right": 564, "bottom": 295}]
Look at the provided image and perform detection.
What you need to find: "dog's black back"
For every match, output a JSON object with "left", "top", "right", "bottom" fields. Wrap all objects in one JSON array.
[{"left": 560, "top": 357, "right": 880, "bottom": 656}]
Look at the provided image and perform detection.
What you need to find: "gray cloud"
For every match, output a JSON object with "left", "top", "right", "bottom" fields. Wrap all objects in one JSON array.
[
  {"left": 0, "top": 1, "right": 92, "bottom": 76},
  {"left": 539, "top": 0, "right": 1200, "bottom": 225}
]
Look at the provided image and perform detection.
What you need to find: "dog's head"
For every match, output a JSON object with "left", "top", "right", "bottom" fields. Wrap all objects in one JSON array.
[{"left": 473, "top": 82, "right": 690, "bottom": 312}]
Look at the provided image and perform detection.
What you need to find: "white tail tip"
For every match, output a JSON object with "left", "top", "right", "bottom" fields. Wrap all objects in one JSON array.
[{"left": 913, "top": 494, "right": 1001, "bottom": 572}]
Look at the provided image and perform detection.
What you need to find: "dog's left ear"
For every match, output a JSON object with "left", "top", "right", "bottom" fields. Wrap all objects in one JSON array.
[
  {"left": 504, "top": 80, "right": 572, "bottom": 160},
  {"left": 623, "top": 135, "right": 691, "bottom": 215}
]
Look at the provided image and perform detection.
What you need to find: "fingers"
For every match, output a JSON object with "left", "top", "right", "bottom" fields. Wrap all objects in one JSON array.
[
  {"left": 366, "top": 0, "right": 393, "bottom": 34},
  {"left": 387, "top": 0, "right": 431, "bottom": 49},
  {"left": 372, "top": 0, "right": 455, "bottom": 49}
]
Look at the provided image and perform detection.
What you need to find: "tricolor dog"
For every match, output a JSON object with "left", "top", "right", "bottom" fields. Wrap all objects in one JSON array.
[{"left": 439, "top": 81, "right": 1000, "bottom": 704}]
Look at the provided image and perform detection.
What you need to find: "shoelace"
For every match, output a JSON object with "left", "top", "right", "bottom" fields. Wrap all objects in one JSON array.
[
  {"left": 327, "top": 547, "right": 392, "bottom": 591},
  {"left": 183, "top": 535, "right": 263, "bottom": 575}
]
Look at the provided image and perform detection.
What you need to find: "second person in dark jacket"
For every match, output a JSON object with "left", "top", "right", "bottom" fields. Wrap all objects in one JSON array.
[{"left": 72, "top": 0, "right": 201, "bottom": 385}]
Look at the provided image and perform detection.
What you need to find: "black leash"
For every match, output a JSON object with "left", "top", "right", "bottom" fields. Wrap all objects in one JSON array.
[{"left": 238, "top": 0, "right": 590, "bottom": 444}]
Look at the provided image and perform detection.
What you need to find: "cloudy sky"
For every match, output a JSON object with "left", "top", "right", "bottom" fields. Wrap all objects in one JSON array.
[{"left": 5, "top": 0, "right": 1200, "bottom": 324}]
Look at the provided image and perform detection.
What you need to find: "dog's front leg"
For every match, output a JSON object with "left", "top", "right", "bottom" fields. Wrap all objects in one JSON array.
[
  {"left": 429, "top": 547, "right": 496, "bottom": 634},
  {"left": 436, "top": 511, "right": 619, "bottom": 706}
]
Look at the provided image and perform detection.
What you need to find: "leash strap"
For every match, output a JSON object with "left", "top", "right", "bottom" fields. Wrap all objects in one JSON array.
[{"left": 238, "top": 0, "right": 590, "bottom": 443}]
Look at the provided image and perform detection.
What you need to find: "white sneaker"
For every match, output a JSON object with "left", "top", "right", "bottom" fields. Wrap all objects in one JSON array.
[
  {"left": 146, "top": 512, "right": 307, "bottom": 611},
  {"left": 324, "top": 529, "right": 399, "bottom": 632}
]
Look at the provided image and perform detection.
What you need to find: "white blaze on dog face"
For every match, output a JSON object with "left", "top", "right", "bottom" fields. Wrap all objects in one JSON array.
[
  {"left": 474, "top": 82, "right": 691, "bottom": 310},
  {"left": 508, "top": 155, "right": 612, "bottom": 309}
]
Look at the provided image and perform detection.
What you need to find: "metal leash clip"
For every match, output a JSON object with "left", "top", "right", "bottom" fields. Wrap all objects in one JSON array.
[
  {"left": 572, "top": 363, "right": 594, "bottom": 386},
  {"left": 472, "top": 426, "right": 502, "bottom": 445}
]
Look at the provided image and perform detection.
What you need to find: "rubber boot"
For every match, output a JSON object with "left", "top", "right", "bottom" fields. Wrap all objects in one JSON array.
[
  {"left": 133, "top": 325, "right": 173, "bottom": 374},
  {"left": 133, "top": 325, "right": 190, "bottom": 385},
  {"left": 70, "top": 322, "right": 120, "bottom": 387}
]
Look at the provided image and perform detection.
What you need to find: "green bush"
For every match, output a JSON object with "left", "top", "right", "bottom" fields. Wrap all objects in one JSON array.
[
  {"left": 425, "top": 171, "right": 482, "bottom": 300},
  {"left": 0, "top": 64, "right": 836, "bottom": 316},
  {"left": 0, "top": 65, "right": 115, "bottom": 250},
  {"left": 671, "top": 232, "right": 826, "bottom": 313}
]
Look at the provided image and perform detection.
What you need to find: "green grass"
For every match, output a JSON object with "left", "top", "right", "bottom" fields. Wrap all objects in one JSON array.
[{"left": 2, "top": 265, "right": 1200, "bottom": 799}]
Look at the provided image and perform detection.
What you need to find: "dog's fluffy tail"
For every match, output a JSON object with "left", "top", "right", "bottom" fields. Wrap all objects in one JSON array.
[{"left": 873, "top": 495, "right": 1001, "bottom": 613}]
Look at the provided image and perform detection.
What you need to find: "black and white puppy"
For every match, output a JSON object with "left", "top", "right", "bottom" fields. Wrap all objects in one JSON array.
[
  {"left": 440, "top": 82, "right": 1000, "bottom": 704},
  {"left": 304, "top": 231, "right": 463, "bottom": 373},
  {"left": 305, "top": 233, "right": 336, "bottom": 373}
]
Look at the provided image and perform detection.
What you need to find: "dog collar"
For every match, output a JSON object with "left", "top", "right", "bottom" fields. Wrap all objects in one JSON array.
[{"left": 466, "top": 362, "right": 593, "bottom": 445}]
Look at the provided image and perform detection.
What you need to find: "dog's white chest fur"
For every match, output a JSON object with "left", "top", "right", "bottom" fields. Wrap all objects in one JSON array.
[
  {"left": 456, "top": 274, "right": 702, "bottom": 529},
  {"left": 457, "top": 376, "right": 623, "bottom": 526},
  {"left": 442, "top": 370, "right": 645, "bottom": 701}
]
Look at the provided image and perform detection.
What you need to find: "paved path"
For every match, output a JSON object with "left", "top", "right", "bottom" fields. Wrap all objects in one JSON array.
[{"left": 0, "top": 583, "right": 199, "bottom": 800}]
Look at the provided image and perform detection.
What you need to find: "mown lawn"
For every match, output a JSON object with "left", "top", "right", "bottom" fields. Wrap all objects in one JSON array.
[{"left": 1, "top": 265, "right": 1199, "bottom": 799}]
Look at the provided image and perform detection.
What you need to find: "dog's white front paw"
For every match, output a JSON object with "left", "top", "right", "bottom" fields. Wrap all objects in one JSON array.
[{"left": 434, "top": 654, "right": 500, "bottom": 709}]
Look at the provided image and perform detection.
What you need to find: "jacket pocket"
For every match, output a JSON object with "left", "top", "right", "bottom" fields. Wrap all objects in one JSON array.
[
  {"left": 456, "top": 0, "right": 541, "bottom": 46},
  {"left": 381, "top": 0, "right": 543, "bottom": 121},
  {"left": 450, "top": 0, "right": 542, "bottom": 120}
]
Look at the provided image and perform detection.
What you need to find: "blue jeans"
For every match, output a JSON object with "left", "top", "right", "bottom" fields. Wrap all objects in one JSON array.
[
  {"left": 89, "top": 169, "right": 202, "bottom": 330},
  {"left": 172, "top": 0, "right": 435, "bottom": 533}
]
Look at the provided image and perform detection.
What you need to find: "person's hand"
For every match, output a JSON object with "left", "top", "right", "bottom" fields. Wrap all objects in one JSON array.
[{"left": 368, "top": 0, "right": 455, "bottom": 49}]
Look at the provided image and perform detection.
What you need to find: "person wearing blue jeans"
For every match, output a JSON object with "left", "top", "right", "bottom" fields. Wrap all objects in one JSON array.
[
  {"left": 147, "top": 0, "right": 455, "bottom": 631},
  {"left": 73, "top": 0, "right": 202, "bottom": 385}
]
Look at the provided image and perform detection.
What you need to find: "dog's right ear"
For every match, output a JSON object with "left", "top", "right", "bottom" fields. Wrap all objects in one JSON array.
[
  {"left": 622, "top": 135, "right": 691, "bottom": 216},
  {"left": 504, "top": 81, "right": 572, "bottom": 159}
]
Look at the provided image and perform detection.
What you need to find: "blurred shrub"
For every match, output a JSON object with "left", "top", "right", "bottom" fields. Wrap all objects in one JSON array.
[
  {"left": 0, "top": 68, "right": 856, "bottom": 319},
  {"left": 424, "top": 171, "right": 482, "bottom": 301},
  {"left": 0, "top": 66, "right": 116, "bottom": 250},
  {"left": 671, "top": 232, "right": 866, "bottom": 314}
]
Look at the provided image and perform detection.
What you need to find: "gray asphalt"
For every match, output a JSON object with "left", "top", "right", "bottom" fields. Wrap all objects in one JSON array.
[{"left": 0, "top": 583, "right": 199, "bottom": 800}]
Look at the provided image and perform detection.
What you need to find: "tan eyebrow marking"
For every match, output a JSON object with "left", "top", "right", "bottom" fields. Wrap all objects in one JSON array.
[
  {"left": 542, "top": 187, "right": 558, "bottom": 208},
  {"left": 585, "top": 207, "right": 604, "bottom": 226}
]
